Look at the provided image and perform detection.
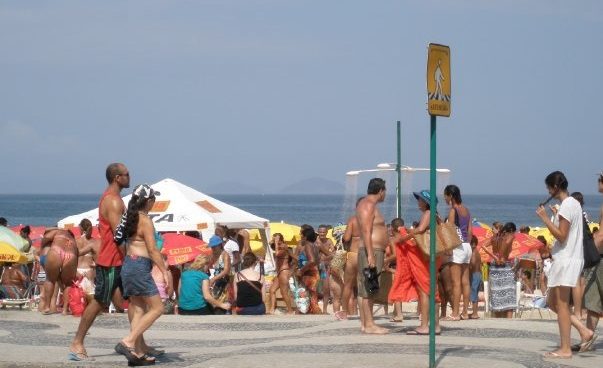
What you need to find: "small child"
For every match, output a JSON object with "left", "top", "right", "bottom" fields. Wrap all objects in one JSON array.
[{"left": 469, "top": 235, "right": 482, "bottom": 319}]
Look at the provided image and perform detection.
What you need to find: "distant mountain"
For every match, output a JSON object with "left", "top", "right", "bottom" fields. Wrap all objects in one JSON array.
[
  {"left": 279, "top": 177, "right": 345, "bottom": 194},
  {"left": 206, "top": 182, "right": 263, "bottom": 195}
]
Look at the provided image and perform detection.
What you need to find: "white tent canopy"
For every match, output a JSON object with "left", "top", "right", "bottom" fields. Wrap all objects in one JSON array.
[{"left": 58, "top": 178, "right": 270, "bottom": 242}]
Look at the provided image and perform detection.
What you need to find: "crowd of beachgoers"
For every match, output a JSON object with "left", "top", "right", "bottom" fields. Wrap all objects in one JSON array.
[{"left": 1, "top": 164, "right": 602, "bottom": 364}]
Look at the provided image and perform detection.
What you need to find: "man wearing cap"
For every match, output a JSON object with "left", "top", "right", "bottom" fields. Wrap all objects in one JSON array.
[
  {"left": 356, "top": 178, "right": 389, "bottom": 334},
  {"left": 69, "top": 163, "right": 131, "bottom": 361}
]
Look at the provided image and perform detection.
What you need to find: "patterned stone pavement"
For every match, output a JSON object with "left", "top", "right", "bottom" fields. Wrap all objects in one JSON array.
[{"left": 0, "top": 308, "right": 601, "bottom": 368}]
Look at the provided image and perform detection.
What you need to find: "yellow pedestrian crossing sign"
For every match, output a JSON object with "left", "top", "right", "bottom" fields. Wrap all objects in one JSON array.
[{"left": 427, "top": 44, "right": 451, "bottom": 117}]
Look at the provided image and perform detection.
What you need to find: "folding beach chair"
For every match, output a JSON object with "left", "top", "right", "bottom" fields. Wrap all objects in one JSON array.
[
  {"left": 0, "top": 282, "right": 35, "bottom": 310},
  {"left": 516, "top": 289, "right": 551, "bottom": 319}
]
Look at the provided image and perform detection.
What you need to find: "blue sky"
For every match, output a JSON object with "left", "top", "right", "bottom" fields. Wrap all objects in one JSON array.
[{"left": 1, "top": 0, "right": 602, "bottom": 195}]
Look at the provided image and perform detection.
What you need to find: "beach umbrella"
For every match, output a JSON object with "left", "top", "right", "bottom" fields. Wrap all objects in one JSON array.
[
  {"left": 0, "top": 226, "right": 23, "bottom": 251},
  {"left": 473, "top": 226, "right": 543, "bottom": 262},
  {"left": 529, "top": 227, "right": 554, "bottom": 246},
  {"left": 10, "top": 225, "right": 46, "bottom": 248},
  {"left": 249, "top": 222, "right": 302, "bottom": 244},
  {"left": 160, "top": 233, "right": 209, "bottom": 266},
  {"left": 472, "top": 220, "right": 491, "bottom": 231},
  {"left": 0, "top": 242, "right": 28, "bottom": 264}
]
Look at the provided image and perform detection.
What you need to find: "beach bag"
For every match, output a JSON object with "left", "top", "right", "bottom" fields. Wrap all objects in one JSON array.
[
  {"left": 68, "top": 280, "right": 87, "bottom": 317},
  {"left": 289, "top": 277, "right": 309, "bottom": 314},
  {"left": 414, "top": 222, "right": 462, "bottom": 256},
  {"left": 582, "top": 216, "right": 601, "bottom": 269},
  {"left": 329, "top": 241, "right": 347, "bottom": 276},
  {"left": 211, "top": 277, "right": 229, "bottom": 303}
]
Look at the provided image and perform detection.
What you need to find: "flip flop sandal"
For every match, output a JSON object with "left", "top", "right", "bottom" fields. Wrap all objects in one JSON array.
[
  {"left": 579, "top": 332, "right": 598, "bottom": 353},
  {"left": 441, "top": 315, "right": 461, "bottom": 321},
  {"left": 127, "top": 354, "right": 156, "bottom": 366},
  {"left": 389, "top": 317, "right": 404, "bottom": 323},
  {"left": 67, "top": 351, "right": 94, "bottom": 361},
  {"left": 543, "top": 351, "right": 572, "bottom": 359},
  {"left": 115, "top": 341, "right": 138, "bottom": 361}
]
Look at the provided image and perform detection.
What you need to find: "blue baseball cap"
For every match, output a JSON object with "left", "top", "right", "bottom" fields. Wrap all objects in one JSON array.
[
  {"left": 413, "top": 190, "right": 437, "bottom": 205},
  {"left": 208, "top": 235, "right": 224, "bottom": 248}
]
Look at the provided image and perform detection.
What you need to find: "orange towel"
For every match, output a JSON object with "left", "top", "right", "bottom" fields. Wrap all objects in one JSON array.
[{"left": 388, "top": 227, "right": 440, "bottom": 303}]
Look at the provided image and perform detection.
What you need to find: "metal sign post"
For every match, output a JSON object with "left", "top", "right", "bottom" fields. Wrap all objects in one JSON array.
[
  {"left": 396, "top": 120, "right": 402, "bottom": 219},
  {"left": 426, "top": 43, "right": 451, "bottom": 368}
]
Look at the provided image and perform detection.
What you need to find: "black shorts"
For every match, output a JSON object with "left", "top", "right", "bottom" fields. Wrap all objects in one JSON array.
[{"left": 94, "top": 265, "right": 123, "bottom": 306}]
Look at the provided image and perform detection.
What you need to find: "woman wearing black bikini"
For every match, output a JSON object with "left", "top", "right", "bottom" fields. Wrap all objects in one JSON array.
[{"left": 267, "top": 233, "right": 294, "bottom": 314}]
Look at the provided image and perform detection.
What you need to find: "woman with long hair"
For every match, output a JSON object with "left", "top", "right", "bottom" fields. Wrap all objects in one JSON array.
[
  {"left": 234, "top": 252, "right": 266, "bottom": 315},
  {"left": 481, "top": 222, "right": 516, "bottom": 318},
  {"left": 294, "top": 226, "right": 321, "bottom": 314},
  {"left": 115, "top": 184, "right": 169, "bottom": 366},
  {"left": 267, "top": 233, "right": 294, "bottom": 314},
  {"left": 443, "top": 184, "right": 473, "bottom": 320},
  {"left": 536, "top": 171, "right": 595, "bottom": 358}
]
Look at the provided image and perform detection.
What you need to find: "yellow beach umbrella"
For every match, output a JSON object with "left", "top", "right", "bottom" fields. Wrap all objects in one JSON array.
[
  {"left": 529, "top": 227, "right": 554, "bottom": 246},
  {"left": 248, "top": 222, "right": 302, "bottom": 243},
  {"left": 589, "top": 222, "right": 599, "bottom": 233},
  {"left": 0, "top": 242, "right": 28, "bottom": 264}
]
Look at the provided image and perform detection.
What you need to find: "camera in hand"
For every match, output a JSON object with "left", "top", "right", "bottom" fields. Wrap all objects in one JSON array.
[{"left": 363, "top": 266, "right": 380, "bottom": 294}]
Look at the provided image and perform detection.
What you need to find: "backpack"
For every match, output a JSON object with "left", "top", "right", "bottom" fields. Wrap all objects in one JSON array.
[{"left": 582, "top": 215, "right": 600, "bottom": 269}]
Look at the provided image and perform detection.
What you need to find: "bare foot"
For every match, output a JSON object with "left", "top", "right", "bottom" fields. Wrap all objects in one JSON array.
[{"left": 364, "top": 325, "right": 389, "bottom": 334}]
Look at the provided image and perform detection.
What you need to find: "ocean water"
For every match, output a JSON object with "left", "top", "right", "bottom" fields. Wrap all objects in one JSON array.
[{"left": 1, "top": 194, "right": 601, "bottom": 229}]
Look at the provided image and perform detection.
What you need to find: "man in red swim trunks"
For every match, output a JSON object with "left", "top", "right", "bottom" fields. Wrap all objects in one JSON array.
[{"left": 69, "top": 163, "right": 130, "bottom": 361}]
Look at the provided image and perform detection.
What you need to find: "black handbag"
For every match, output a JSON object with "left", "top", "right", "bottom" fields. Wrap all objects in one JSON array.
[{"left": 582, "top": 216, "right": 601, "bottom": 269}]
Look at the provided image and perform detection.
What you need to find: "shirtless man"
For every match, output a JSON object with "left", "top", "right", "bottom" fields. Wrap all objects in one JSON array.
[
  {"left": 69, "top": 163, "right": 131, "bottom": 361},
  {"left": 356, "top": 178, "right": 389, "bottom": 334},
  {"left": 76, "top": 219, "right": 100, "bottom": 301},
  {"left": 335, "top": 197, "right": 364, "bottom": 320}
]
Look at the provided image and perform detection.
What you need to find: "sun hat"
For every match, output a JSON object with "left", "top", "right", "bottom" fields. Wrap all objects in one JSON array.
[
  {"left": 133, "top": 184, "right": 160, "bottom": 199},
  {"left": 208, "top": 235, "right": 224, "bottom": 248},
  {"left": 413, "top": 190, "right": 437, "bottom": 205}
]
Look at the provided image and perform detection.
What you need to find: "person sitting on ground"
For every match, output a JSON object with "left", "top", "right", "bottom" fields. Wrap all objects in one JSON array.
[
  {"left": 208, "top": 235, "right": 232, "bottom": 313},
  {"left": 178, "top": 253, "right": 231, "bottom": 315},
  {"left": 469, "top": 235, "right": 482, "bottom": 319},
  {"left": 0, "top": 262, "right": 28, "bottom": 299},
  {"left": 234, "top": 252, "right": 266, "bottom": 315}
]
